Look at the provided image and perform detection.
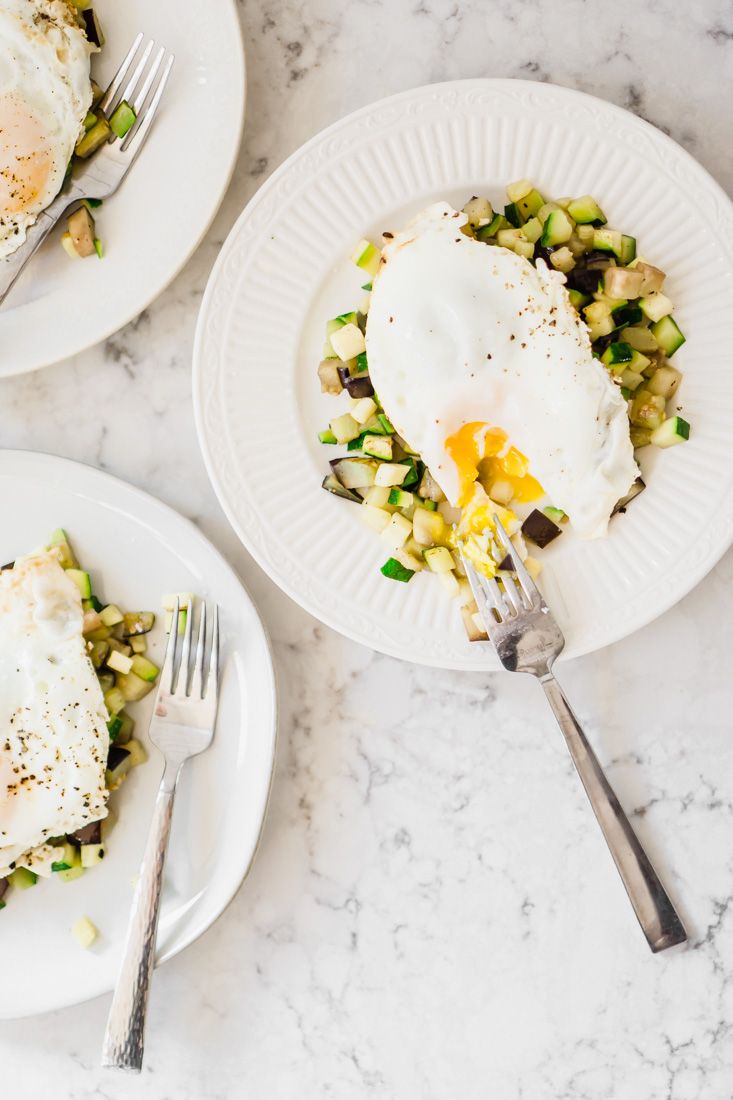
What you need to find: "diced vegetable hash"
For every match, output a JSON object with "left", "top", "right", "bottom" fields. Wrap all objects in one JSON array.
[
  {"left": 318, "top": 183, "right": 690, "bottom": 640},
  {"left": 0, "top": 529, "right": 158, "bottom": 911}
]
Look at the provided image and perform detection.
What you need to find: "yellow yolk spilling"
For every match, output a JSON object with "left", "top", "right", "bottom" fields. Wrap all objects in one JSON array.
[
  {"left": 0, "top": 94, "right": 53, "bottom": 218},
  {"left": 445, "top": 422, "right": 544, "bottom": 508}
]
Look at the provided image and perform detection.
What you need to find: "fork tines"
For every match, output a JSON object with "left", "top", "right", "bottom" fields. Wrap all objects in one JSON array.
[
  {"left": 462, "top": 514, "right": 542, "bottom": 625},
  {"left": 99, "top": 33, "right": 175, "bottom": 151},
  {"left": 162, "top": 598, "right": 219, "bottom": 699}
]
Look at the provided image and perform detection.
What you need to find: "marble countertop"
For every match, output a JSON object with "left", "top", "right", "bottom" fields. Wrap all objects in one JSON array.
[{"left": 2, "top": 0, "right": 733, "bottom": 1096}]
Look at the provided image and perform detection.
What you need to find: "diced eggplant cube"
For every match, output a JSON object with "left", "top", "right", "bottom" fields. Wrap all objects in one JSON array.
[
  {"left": 67, "top": 206, "right": 96, "bottom": 257},
  {"left": 521, "top": 509, "right": 563, "bottom": 549},
  {"left": 70, "top": 820, "right": 102, "bottom": 846}
]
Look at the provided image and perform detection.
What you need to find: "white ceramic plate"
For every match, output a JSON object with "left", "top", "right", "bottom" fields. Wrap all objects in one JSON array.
[
  {"left": 0, "top": 0, "right": 245, "bottom": 377},
  {"left": 193, "top": 78, "right": 733, "bottom": 671},
  {"left": 0, "top": 451, "right": 276, "bottom": 1019}
]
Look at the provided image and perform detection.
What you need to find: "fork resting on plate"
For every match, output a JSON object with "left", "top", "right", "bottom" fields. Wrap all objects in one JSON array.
[
  {"left": 0, "top": 33, "right": 174, "bottom": 308},
  {"left": 463, "top": 517, "right": 687, "bottom": 954},
  {"left": 102, "top": 598, "right": 220, "bottom": 1073}
]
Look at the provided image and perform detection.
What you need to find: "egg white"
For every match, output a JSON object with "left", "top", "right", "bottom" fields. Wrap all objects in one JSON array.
[
  {"left": 0, "top": 0, "right": 93, "bottom": 259},
  {"left": 0, "top": 552, "right": 109, "bottom": 878},
  {"left": 366, "top": 202, "right": 639, "bottom": 539}
]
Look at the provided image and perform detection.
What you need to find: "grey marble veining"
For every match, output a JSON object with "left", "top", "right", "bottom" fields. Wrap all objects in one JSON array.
[{"left": 1, "top": 1, "right": 733, "bottom": 1097}]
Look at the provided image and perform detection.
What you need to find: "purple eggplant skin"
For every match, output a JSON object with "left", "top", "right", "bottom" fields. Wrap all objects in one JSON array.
[
  {"left": 69, "top": 821, "right": 102, "bottom": 845},
  {"left": 612, "top": 476, "right": 646, "bottom": 516},
  {"left": 322, "top": 473, "right": 362, "bottom": 503},
  {"left": 107, "top": 745, "right": 131, "bottom": 772},
  {"left": 566, "top": 265, "right": 603, "bottom": 296},
  {"left": 497, "top": 554, "right": 514, "bottom": 571},
  {"left": 534, "top": 243, "right": 555, "bottom": 267},
  {"left": 0, "top": 877, "right": 8, "bottom": 902},
  {"left": 344, "top": 374, "right": 375, "bottom": 398},
  {"left": 521, "top": 508, "right": 563, "bottom": 549}
]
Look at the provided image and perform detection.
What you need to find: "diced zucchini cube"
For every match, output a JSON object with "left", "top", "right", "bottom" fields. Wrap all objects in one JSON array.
[
  {"left": 75, "top": 117, "right": 111, "bottom": 157},
  {"left": 650, "top": 315, "right": 685, "bottom": 357},
  {"left": 423, "top": 546, "right": 455, "bottom": 574},
  {"left": 520, "top": 216, "right": 542, "bottom": 244},
  {"left": 363, "top": 485, "right": 391, "bottom": 508},
  {"left": 630, "top": 390, "right": 666, "bottom": 430},
  {"left": 351, "top": 397, "right": 377, "bottom": 424},
  {"left": 125, "top": 739, "right": 148, "bottom": 768},
  {"left": 116, "top": 672, "right": 155, "bottom": 703},
  {"left": 164, "top": 608, "right": 187, "bottom": 636},
  {"left": 647, "top": 365, "right": 682, "bottom": 400},
  {"left": 352, "top": 239, "right": 381, "bottom": 276},
  {"left": 8, "top": 867, "right": 37, "bottom": 889},
  {"left": 601, "top": 342, "right": 634, "bottom": 369},
  {"left": 330, "top": 323, "right": 366, "bottom": 362},
  {"left": 71, "top": 916, "right": 98, "bottom": 949},
  {"left": 80, "top": 843, "right": 106, "bottom": 868},
  {"left": 380, "top": 557, "right": 415, "bottom": 583},
  {"left": 513, "top": 240, "right": 535, "bottom": 260},
  {"left": 374, "top": 463, "right": 411, "bottom": 488},
  {"left": 463, "top": 196, "right": 493, "bottom": 226},
  {"left": 496, "top": 228, "right": 524, "bottom": 250},
  {"left": 412, "top": 508, "right": 448, "bottom": 547},
  {"left": 104, "top": 686, "right": 126, "bottom": 716},
  {"left": 331, "top": 458, "right": 377, "bottom": 489},
  {"left": 109, "top": 100, "right": 136, "bottom": 139},
  {"left": 66, "top": 569, "right": 92, "bottom": 598},
  {"left": 361, "top": 504, "right": 391, "bottom": 534},
  {"left": 619, "top": 235, "right": 637, "bottom": 265},
  {"left": 330, "top": 413, "right": 361, "bottom": 445},
  {"left": 639, "top": 292, "right": 673, "bottom": 323},
  {"left": 388, "top": 489, "right": 414, "bottom": 508},
  {"left": 620, "top": 369, "right": 644, "bottom": 391},
  {"left": 130, "top": 655, "right": 159, "bottom": 683},
  {"left": 517, "top": 189, "right": 545, "bottom": 221},
  {"left": 506, "top": 179, "right": 533, "bottom": 203},
  {"left": 107, "top": 649, "right": 133, "bottom": 675},
  {"left": 650, "top": 416, "right": 690, "bottom": 448},
  {"left": 549, "top": 246, "right": 575, "bottom": 273},
  {"left": 624, "top": 325, "right": 659, "bottom": 352},
  {"left": 592, "top": 228, "right": 622, "bottom": 256},
  {"left": 381, "top": 513, "right": 413, "bottom": 551},
  {"left": 99, "top": 604, "right": 123, "bottom": 627},
  {"left": 567, "top": 195, "right": 607, "bottom": 226},
  {"left": 584, "top": 300, "right": 612, "bottom": 324},
  {"left": 541, "top": 209, "right": 574, "bottom": 247},
  {"left": 52, "top": 842, "right": 80, "bottom": 873}
]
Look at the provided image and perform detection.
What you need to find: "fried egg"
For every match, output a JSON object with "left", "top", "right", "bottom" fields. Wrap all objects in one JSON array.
[
  {"left": 0, "top": 553, "right": 109, "bottom": 878},
  {"left": 0, "top": 0, "right": 93, "bottom": 259},
  {"left": 366, "top": 202, "right": 638, "bottom": 541}
]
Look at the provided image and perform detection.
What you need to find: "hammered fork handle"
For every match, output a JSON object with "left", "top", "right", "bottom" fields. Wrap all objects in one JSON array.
[
  {"left": 101, "top": 759, "right": 181, "bottom": 1072},
  {"left": 540, "top": 673, "right": 687, "bottom": 953}
]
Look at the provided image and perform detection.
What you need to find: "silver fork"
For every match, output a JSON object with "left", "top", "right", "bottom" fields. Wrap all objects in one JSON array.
[
  {"left": 0, "top": 34, "right": 174, "bottom": 307},
  {"left": 463, "top": 518, "right": 687, "bottom": 954},
  {"left": 102, "top": 599, "right": 220, "bottom": 1072}
]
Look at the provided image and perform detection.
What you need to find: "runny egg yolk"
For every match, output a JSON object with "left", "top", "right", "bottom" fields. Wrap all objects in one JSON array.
[
  {"left": 445, "top": 422, "right": 544, "bottom": 507},
  {"left": 0, "top": 93, "right": 53, "bottom": 218}
]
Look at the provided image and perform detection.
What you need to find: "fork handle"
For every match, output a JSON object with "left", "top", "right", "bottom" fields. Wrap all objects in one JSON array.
[
  {"left": 0, "top": 188, "right": 79, "bottom": 307},
  {"left": 102, "top": 760, "right": 181, "bottom": 1072},
  {"left": 540, "top": 673, "right": 687, "bottom": 953}
]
